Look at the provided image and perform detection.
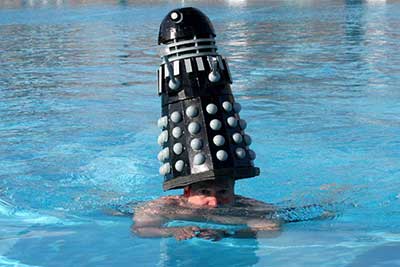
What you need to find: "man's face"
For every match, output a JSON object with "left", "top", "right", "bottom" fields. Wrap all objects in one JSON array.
[{"left": 185, "top": 179, "right": 235, "bottom": 208}]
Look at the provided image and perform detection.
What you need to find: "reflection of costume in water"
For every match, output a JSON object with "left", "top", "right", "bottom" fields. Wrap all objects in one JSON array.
[
  {"left": 156, "top": 7, "right": 259, "bottom": 191},
  {"left": 273, "top": 204, "right": 336, "bottom": 223}
]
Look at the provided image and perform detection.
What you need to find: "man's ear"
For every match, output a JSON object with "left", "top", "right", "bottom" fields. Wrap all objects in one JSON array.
[{"left": 184, "top": 186, "right": 191, "bottom": 198}]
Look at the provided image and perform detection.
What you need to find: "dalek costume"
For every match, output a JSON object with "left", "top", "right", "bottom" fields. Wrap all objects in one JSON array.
[{"left": 156, "top": 7, "right": 260, "bottom": 191}]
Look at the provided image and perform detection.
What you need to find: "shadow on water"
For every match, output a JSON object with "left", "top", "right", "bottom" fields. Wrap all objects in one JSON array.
[{"left": 156, "top": 238, "right": 260, "bottom": 267}]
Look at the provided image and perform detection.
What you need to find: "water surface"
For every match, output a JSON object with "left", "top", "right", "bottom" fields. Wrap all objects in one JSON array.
[{"left": 1, "top": 1, "right": 400, "bottom": 266}]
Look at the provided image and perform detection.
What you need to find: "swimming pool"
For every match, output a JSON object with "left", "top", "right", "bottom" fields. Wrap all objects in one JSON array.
[{"left": 1, "top": 0, "right": 400, "bottom": 266}]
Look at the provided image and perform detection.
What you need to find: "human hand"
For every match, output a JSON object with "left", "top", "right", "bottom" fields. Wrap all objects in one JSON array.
[
  {"left": 247, "top": 219, "right": 281, "bottom": 231},
  {"left": 171, "top": 226, "right": 201, "bottom": 241},
  {"left": 196, "top": 228, "right": 230, "bottom": 242},
  {"left": 187, "top": 195, "right": 218, "bottom": 208}
]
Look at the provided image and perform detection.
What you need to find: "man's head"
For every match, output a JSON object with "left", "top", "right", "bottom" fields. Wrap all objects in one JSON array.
[{"left": 183, "top": 178, "right": 235, "bottom": 208}]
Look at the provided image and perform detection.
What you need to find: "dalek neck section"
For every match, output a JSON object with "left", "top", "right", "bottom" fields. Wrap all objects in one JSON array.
[{"left": 160, "top": 35, "right": 218, "bottom": 63}]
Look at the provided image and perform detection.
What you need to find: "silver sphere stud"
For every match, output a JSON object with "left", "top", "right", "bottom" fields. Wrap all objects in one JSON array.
[
  {"left": 213, "top": 135, "right": 225, "bottom": 146},
  {"left": 157, "top": 116, "right": 168, "bottom": 130},
  {"left": 171, "top": 111, "right": 182, "bottom": 123},
  {"left": 186, "top": 105, "right": 199, "bottom": 118},
  {"left": 235, "top": 147, "right": 246, "bottom": 159},
  {"left": 216, "top": 150, "right": 228, "bottom": 161},
  {"left": 244, "top": 134, "right": 252, "bottom": 146},
  {"left": 232, "top": 133, "right": 243, "bottom": 144},
  {"left": 173, "top": 143, "right": 183, "bottom": 155},
  {"left": 222, "top": 101, "right": 232, "bottom": 112},
  {"left": 159, "top": 163, "right": 171, "bottom": 175},
  {"left": 227, "top": 116, "right": 238, "bottom": 128},
  {"left": 157, "top": 130, "right": 168, "bottom": 146},
  {"left": 175, "top": 160, "right": 185, "bottom": 172},
  {"left": 157, "top": 150, "right": 163, "bottom": 161},
  {"left": 172, "top": 127, "right": 182, "bottom": 139},
  {"left": 206, "top": 103, "right": 218, "bottom": 115},
  {"left": 210, "top": 119, "right": 222, "bottom": 131},
  {"left": 190, "top": 138, "right": 203, "bottom": 150},
  {"left": 188, "top": 122, "right": 201, "bottom": 134},
  {"left": 249, "top": 150, "right": 256, "bottom": 160},
  {"left": 193, "top": 153, "right": 206, "bottom": 165},
  {"left": 233, "top": 102, "right": 242, "bottom": 113},
  {"left": 168, "top": 79, "right": 181, "bottom": 91},
  {"left": 157, "top": 147, "right": 169, "bottom": 162},
  {"left": 208, "top": 71, "right": 221, "bottom": 83},
  {"left": 239, "top": 119, "right": 247, "bottom": 130}
]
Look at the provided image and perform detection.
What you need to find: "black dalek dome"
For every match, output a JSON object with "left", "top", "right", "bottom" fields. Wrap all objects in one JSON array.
[
  {"left": 158, "top": 7, "right": 216, "bottom": 45},
  {"left": 156, "top": 7, "right": 260, "bottom": 191}
]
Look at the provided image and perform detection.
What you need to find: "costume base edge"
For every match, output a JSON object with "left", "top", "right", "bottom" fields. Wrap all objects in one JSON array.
[{"left": 163, "top": 167, "right": 260, "bottom": 191}]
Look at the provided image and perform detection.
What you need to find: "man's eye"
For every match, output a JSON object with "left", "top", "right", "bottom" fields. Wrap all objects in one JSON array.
[{"left": 200, "top": 189, "right": 211, "bottom": 195}]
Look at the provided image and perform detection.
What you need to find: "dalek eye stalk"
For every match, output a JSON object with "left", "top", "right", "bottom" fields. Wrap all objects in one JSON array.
[{"left": 156, "top": 7, "right": 260, "bottom": 191}]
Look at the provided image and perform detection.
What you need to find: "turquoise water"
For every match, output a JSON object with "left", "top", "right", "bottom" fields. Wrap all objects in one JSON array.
[{"left": 1, "top": 1, "right": 400, "bottom": 266}]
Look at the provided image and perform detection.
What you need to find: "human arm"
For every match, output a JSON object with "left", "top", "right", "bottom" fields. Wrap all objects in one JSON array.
[
  {"left": 194, "top": 218, "right": 281, "bottom": 240},
  {"left": 222, "top": 196, "right": 281, "bottom": 238},
  {"left": 132, "top": 199, "right": 200, "bottom": 240},
  {"left": 132, "top": 224, "right": 201, "bottom": 240},
  {"left": 228, "top": 218, "right": 282, "bottom": 238}
]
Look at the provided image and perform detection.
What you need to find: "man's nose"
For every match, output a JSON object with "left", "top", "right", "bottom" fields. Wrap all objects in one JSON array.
[{"left": 205, "top": 196, "right": 218, "bottom": 207}]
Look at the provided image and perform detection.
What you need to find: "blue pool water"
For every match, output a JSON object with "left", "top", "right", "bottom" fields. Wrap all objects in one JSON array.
[{"left": 1, "top": 1, "right": 400, "bottom": 266}]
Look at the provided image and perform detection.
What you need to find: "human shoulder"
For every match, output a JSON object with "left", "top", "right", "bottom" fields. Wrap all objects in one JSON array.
[
  {"left": 133, "top": 195, "right": 190, "bottom": 225},
  {"left": 234, "top": 195, "right": 276, "bottom": 211},
  {"left": 134, "top": 196, "right": 183, "bottom": 214}
]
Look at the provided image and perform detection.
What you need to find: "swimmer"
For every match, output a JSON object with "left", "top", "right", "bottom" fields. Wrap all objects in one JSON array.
[
  {"left": 133, "top": 8, "right": 283, "bottom": 241},
  {"left": 132, "top": 178, "right": 281, "bottom": 241}
]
